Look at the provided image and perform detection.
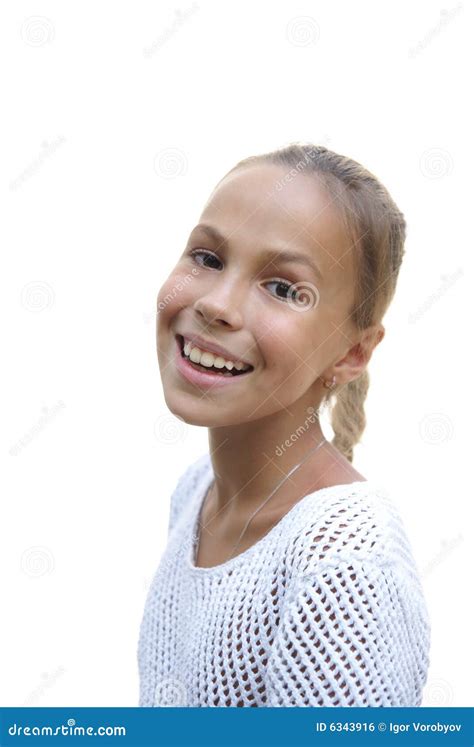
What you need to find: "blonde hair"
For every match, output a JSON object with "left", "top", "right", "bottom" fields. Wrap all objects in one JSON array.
[{"left": 220, "top": 142, "right": 407, "bottom": 463}]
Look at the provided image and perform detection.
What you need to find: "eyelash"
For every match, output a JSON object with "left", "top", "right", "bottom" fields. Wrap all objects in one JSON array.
[{"left": 188, "top": 249, "right": 297, "bottom": 303}]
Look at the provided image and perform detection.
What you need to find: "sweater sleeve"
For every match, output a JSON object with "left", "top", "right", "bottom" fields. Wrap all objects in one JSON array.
[{"left": 265, "top": 555, "right": 430, "bottom": 707}]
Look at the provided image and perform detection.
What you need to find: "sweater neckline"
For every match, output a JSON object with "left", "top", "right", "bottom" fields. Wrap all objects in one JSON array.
[{"left": 186, "top": 462, "right": 373, "bottom": 574}]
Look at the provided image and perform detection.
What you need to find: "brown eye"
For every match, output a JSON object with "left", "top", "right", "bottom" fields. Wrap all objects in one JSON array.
[
  {"left": 264, "top": 280, "right": 296, "bottom": 301},
  {"left": 189, "top": 249, "right": 221, "bottom": 269}
]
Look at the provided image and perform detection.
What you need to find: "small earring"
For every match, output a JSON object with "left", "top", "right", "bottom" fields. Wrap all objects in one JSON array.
[{"left": 323, "top": 374, "right": 337, "bottom": 391}]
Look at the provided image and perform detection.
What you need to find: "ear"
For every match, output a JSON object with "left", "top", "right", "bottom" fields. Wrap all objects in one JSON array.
[{"left": 331, "top": 324, "right": 385, "bottom": 386}]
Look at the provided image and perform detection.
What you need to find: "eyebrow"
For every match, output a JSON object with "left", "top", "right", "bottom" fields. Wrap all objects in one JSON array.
[{"left": 190, "top": 223, "right": 323, "bottom": 279}]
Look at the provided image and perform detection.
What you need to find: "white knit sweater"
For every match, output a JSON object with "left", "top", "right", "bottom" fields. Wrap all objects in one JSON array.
[{"left": 137, "top": 452, "right": 431, "bottom": 707}]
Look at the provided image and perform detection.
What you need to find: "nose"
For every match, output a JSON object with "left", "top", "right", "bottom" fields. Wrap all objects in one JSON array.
[{"left": 193, "top": 274, "right": 245, "bottom": 329}]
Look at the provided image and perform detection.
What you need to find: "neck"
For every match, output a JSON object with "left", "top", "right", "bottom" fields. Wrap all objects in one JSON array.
[{"left": 207, "top": 408, "right": 346, "bottom": 522}]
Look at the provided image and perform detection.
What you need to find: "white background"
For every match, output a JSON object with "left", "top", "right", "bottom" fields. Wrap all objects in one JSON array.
[{"left": 1, "top": 0, "right": 472, "bottom": 707}]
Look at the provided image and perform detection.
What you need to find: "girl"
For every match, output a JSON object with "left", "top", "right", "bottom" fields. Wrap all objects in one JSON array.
[{"left": 138, "top": 143, "right": 431, "bottom": 707}]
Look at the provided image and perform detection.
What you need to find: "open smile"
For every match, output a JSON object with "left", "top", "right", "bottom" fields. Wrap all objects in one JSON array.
[{"left": 174, "top": 334, "right": 255, "bottom": 390}]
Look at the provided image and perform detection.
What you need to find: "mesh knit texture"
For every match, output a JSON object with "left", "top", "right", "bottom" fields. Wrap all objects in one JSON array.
[{"left": 137, "top": 452, "right": 431, "bottom": 707}]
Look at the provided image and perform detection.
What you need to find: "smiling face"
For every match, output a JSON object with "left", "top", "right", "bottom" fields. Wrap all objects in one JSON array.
[{"left": 156, "top": 162, "right": 362, "bottom": 427}]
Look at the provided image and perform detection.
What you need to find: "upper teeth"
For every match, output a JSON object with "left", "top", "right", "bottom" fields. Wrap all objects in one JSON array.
[{"left": 183, "top": 338, "right": 251, "bottom": 372}]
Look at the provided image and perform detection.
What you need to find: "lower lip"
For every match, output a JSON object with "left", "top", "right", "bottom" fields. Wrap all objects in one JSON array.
[{"left": 174, "top": 336, "right": 253, "bottom": 390}]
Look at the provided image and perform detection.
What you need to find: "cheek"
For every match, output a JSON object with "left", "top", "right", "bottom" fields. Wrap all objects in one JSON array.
[
  {"left": 261, "top": 317, "right": 331, "bottom": 389},
  {"left": 156, "top": 270, "right": 193, "bottom": 324},
  {"left": 259, "top": 328, "right": 312, "bottom": 386}
]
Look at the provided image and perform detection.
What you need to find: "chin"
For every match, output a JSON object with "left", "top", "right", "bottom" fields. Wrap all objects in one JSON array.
[
  {"left": 162, "top": 391, "right": 212, "bottom": 427},
  {"left": 163, "top": 392, "right": 249, "bottom": 429}
]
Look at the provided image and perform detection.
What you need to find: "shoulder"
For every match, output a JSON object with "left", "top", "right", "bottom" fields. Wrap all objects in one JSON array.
[
  {"left": 266, "top": 484, "right": 431, "bottom": 706},
  {"left": 166, "top": 451, "right": 211, "bottom": 535},
  {"left": 285, "top": 481, "right": 421, "bottom": 585},
  {"left": 263, "top": 481, "right": 431, "bottom": 707}
]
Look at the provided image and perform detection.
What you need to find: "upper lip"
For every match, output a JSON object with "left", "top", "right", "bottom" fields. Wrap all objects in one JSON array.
[{"left": 177, "top": 333, "right": 254, "bottom": 368}]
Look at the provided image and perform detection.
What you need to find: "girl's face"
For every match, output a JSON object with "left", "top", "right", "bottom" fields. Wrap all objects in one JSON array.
[{"left": 156, "top": 162, "right": 359, "bottom": 427}]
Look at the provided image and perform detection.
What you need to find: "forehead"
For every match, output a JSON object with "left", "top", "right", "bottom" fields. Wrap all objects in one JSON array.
[{"left": 198, "top": 163, "right": 356, "bottom": 274}]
